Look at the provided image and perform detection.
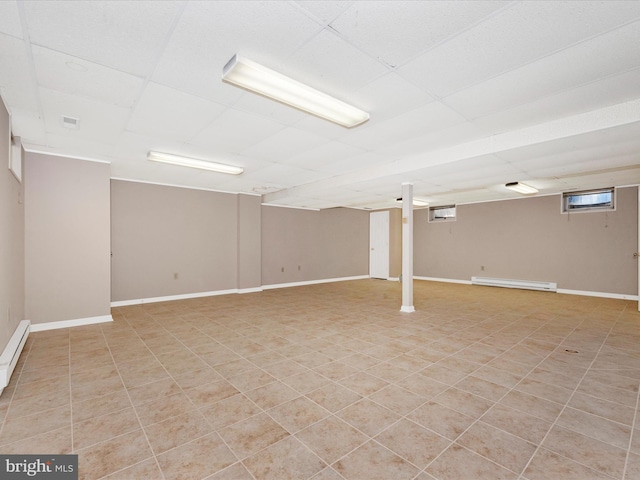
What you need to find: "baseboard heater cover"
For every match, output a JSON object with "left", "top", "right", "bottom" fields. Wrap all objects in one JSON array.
[
  {"left": 471, "top": 276, "right": 557, "bottom": 292},
  {"left": 0, "top": 319, "right": 30, "bottom": 395}
]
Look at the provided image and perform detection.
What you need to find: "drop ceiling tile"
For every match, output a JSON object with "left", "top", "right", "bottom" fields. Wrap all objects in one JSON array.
[
  {"left": 24, "top": 1, "right": 184, "bottom": 77},
  {"left": 43, "top": 132, "right": 115, "bottom": 159},
  {"left": 229, "top": 91, "right": 309, "bottom": 126},
  {"left": 471, "top": 67, "right": 640, "bottom": 135},
  {"left": 329, "top": 0, "right": 508, "bottom": 67},
  {"left": 319, "top": 151, "right": 389, "bottom": 176},
  {"left": 292, "top": 1, "right": 353, "bottom": 25},
  {"left": 126, "top": 82, "right": 227, "bottom": 143},
  {"left": 0, "top": 33, "right": 38, "bottom": 110},
  {"left": 39, "top": 87, "right": 130, "bottom": 144},
  {"left": 397, "top": 1, "right": 640, "bottom": 97},
  {"left": 250, "top": 164, "right": 328, "bottom": 187},
  {"left": 152, "top": 0, "right": 322, "bottom": 103},
  {"left": 9, "top": 107, "right": 47, "bottom": 145},
  {"left": 350, "top": 72, "right": 434, "bottom": 122},
  {"left": 240, "top": 126, "right": 328, "bottom": 162},
  {"left": 278, "top": 141, "right": 367, "bottom": 171},
  {"left": 287, "top": 28, "right": 389, "bottom": 95},
  {"left": 0, "top": 1, "right": 23, "bottom": 38},
  {"left": 32, "top": 46, "right": 144, "bottom": 108},
  {"left": 189, "top": 108, "right": 286, "bottom": 154},
  {"left": 443, "top": 21, "right": 640, "bottom": 121},
  {"left": 337, "top": 101, "right": 468, "bottom": 151}
]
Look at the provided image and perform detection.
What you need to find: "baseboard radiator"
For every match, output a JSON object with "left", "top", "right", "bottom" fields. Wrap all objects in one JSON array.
[
  {"left": 0, "top": 320, "right": 30, "bottom": 396},
  {"left": 471, "top": 276, "right": 557, "bottom": 292}
]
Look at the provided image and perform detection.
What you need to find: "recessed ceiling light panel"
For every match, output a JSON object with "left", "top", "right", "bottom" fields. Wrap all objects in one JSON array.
[
  {"left": 505, "top": 181, "right": 538, "bottom": 194},
  {"left": 222, "top": 55, "right": 369, "bottom": 128},
  {"left": 147, "top": 151, "right": 243, "bottom": 175}
]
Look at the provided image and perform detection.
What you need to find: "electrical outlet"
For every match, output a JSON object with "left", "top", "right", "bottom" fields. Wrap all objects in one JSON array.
[
  {"left": 174, "top": 273, "right": 179, "bottom": 280},
  {"left": 481, "top": 265, "right": 485, "bottom": 271}
]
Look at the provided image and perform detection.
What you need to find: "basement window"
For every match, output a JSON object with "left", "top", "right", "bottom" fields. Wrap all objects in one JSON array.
[
  {"left": 562, "top": 188, "right": 614, "bottom": 213},
  {"left": 429, "top": 205, "right": 456, "bottom": 222}
]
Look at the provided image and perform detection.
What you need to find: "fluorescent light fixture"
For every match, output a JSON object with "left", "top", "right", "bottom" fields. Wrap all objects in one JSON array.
[
  {"left": 147, "top": 151, "right": 243, "bottom": 175},
  {"left": 396, "top": 197, "right": 429, "bottom": 207},
  {"left": 505, "top": 181, "right": 538, "bottom": 194},
  {"left": 222, "top": 55, "right": 369, "bottom": 128}
]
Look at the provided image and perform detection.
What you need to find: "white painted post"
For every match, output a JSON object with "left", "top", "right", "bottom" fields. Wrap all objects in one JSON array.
[{"left": 401, "top": 182, "right": 415, "bottom": 313}]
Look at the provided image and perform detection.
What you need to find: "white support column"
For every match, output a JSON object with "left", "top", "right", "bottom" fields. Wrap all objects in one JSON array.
[{"left": 401, "top": 182, "right": 415, "bottom": 313}]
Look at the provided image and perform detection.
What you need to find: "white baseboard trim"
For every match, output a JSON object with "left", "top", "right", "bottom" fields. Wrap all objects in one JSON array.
[
  {"left": 237, "top": 287, "right": 264, "bottom": 294},
  {"left": 415, "top": 276, "right": 637, "bottom": 301},
  {"left": 0, "top": 320, "right": 30, "bottom": 395},
  {"left": 111, "top": 289, "right": 238, "bottom": 307},
  {"left": 557, "top": 289, "right": 638, "bottom": 301},
  {"left": 414, "top": 276, "right": 473, "bottom": 285},
  {"left": 30, "top": 315, "right": 113, "bottom": 332},
  {"left": 400, "top": 306, "right": 415, "bottom": 313},
  {"left": 262, "top": 275, "right": 370, "bottom": 290}
]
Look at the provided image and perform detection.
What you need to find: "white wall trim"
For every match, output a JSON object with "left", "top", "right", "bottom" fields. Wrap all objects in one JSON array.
[
  {"left": 24, "top": 148, "right": 111, "bottom": 164},
  {"left": 557, "top": 289, "right": 638, "bottom": 301},
  {"left": 111, "top": 289, "right": 238, "bottom": 307},
  {"left": 261, "top": 203, "right": 320, "bottom": 211},
  {"left": 30, "top": 315, "right": 113, "bottom": 332},
  {"left": 414, "top": 276, "right": 473, "bottom": 285},
  {"left": 415, "top": 276, "right": 636, "bottom": 300},
  {"left": 112, "top": 277, "right": 371, "bottom": 305},
  {"left": 262, "top": 275, "right": 370, "bottom": 290},
  {"left": 0, "top": 320, "right": 30, "bottom": 394},
  {"left": 237, "top": 287, "right": 263, "bottom": 294},
  {"left": 111, "top": 177, "right": 260, "bottom": 197}
]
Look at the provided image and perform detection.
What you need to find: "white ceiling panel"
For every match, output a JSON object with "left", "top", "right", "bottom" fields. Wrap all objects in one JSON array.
[
  {"left": 9, "top": 107, "right": 47, "bottom": 146},
  {"left": 32, "top": 46, "right": 144, "bottom": 108},
  {"left": 228, "top": 90, "right": 309, "bottom": 126},
  {"left": 337, "top": 101, "right": 468, "bottom": 151},
  {"left": 278, "top": 141, "right": 367, "bottom": 171},
  {"left": 397, "top": 1, "right": 640, "bottom": 97},
  {"left": 249, "top": 164, "right": 328, "bottom": 188},
  {"left": 0, "top": 1, "right": 23, "bottom": 39},
  {"left": 293, "top": 1, "right": 354, "bottom": 25},
  {"left": 126, "top": 82, "right": 227, "bottom": 143},
  {"left": 287, "top": 28, "right": 389, "bottom": 95},
  {"left": 0, "top": 33, "right": 38, "bottom": 110},
  {"left": 39, "top": 87, "right": 130, "bottom": 145},
  {"left": 1, "top": 1, "right": 639, "bottom": 210},
  {"left": 443, "top": 21, "right": 640, "bottom": 120},
  {"left": 329, "top": 0, "right": 509, "bottom": 67},
  {"left": 240, "top": 127, "right": 328, "bottom": 162},
  {"left": 24, "top": 1, "right": 184, "bottom": 77},
  {"left": 152, "top": 0, "right": 321, "bottom": 103},
  {"left": 189, "top": 108, "right": 286, "bottom": 154},
  {"left": 471, "top": 67, "right": 640, "bottom": 135},
  {"left": 350, "top": 72, "right": 434, "bottom": 122}
]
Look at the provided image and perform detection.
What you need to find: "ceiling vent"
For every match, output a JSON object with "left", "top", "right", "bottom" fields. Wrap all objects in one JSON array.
[{"left": 61, "top": 115, "right": 79, "bottom": 129}]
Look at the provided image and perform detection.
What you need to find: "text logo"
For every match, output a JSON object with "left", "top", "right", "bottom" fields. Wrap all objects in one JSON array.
[{"left": 0, "top": 455, "right": 78, "bottom": 479}]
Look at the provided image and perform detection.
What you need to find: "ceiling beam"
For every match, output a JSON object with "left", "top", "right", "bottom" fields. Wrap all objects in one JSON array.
[{"left": 263, "top": 98, "right": 640, "bottom": 204}]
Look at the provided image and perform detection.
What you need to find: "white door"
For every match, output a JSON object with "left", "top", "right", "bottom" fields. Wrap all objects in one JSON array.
[{"left": 370, "top": 211, "right": 389, "bottom": 279}]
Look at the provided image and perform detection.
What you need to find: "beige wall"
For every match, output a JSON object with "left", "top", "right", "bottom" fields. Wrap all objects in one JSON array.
[
  {"left": 25, "top": 152, "right": 111, "bottom": 323},
  {"left": 111, "top": 180, "right": 242, "bottom": 301},
  {"left": 388, "top": 208, "right": 402, "bottom": 278},
  {"left": 261, "top": 206, "right": 369, "bottom": 285},
  {"left": 415, "top": 187, "right": 638, "bottom": 295},
  {"left": 237, "top": 194, "right": 262, "bottom": 291},
  {"left": 0, "top": 99, "right": 25, "bottom": 351}
]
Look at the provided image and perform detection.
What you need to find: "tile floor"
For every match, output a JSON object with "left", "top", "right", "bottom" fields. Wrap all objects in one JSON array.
[{"left": 1, "top": 279, "right": 639, "bottom": 479}]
